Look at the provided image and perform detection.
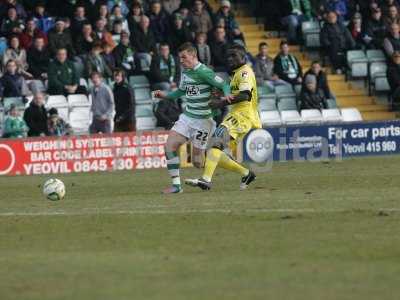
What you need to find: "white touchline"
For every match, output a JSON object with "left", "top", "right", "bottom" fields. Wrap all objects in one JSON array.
[{"left": 0, "top": 208, "right": 399, "bottom": 217}]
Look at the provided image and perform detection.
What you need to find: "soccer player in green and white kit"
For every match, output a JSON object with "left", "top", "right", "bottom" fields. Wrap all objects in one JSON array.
[{"left": 154, "top": 42, "right": 231, "bottom": 194}]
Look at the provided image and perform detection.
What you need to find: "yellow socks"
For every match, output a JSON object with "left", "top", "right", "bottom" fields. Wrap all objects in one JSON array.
[{"left": 202, "top": 148, "right": 249, "bottom": 182}]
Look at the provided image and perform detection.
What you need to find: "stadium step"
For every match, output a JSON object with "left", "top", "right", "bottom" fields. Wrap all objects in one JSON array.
[
  {"left": 336, "top": 96, "right": 375, "bottom": 106},
  {"left": 331, "top": 88, "right": 367, "bottom": 96},
  {"left": 236, "top": 17, "right": 257, "bottom": 25},
  {"left": 351, "top": 104, "right": 389, "bottom": 112},
  {"left": 361, "top": 111, "right": 397, "bottom": 121}
]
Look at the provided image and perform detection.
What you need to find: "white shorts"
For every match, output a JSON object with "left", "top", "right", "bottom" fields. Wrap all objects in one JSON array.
[{"left": 171, "top": 114, "right": 216, "bottom": 150}]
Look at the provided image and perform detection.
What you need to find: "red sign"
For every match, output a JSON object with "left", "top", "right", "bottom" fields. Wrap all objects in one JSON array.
[{"left": 0, "top": 131, "right": 169, "bottom": 176}]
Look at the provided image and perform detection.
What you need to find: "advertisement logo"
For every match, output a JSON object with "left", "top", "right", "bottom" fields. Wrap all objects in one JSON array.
[
  {"left": 0, "top": 144, "right": 16, "bottom": 175},
  {"left": 245, "top": 129, "right": 274, "bottom": 163}
]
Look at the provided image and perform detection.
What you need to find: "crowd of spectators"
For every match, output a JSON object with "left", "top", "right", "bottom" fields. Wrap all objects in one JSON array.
[{"left": 0, "top": 0, "right": 245, "bottom": 138}]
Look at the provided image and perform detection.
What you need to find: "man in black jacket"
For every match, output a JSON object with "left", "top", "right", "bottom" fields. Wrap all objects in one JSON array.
[
  {"left": 23, "top": 92, "right": 48, "bottom": 137},
  {"left": 302, "top": 61, "right": 331, "bottom": 98},
  {"left": 154, "top": 98, "right": 182, "bottom": 130},
  {"left": 27, "top": 36, "right": 50, "bottom": 80},
  {"left": 363, "top": 8, "right": 387, "bottom": 50},
  {"left": 113, "top": 31, "right": 137, "bottom": 76},
  {"left": 132, "top": 15, "right": 157, "bottom": 72},
  {"left": 150, "top": 43, "right": 179, "bottom": 91},
  {"left": 210, "top": 26, "right": 230, "bottom": 72},
  {"left": 112, "top": 69, "right": 135, "bottom": 132},
  {"left": 273, "top": 41, "right": 303, "bottom": 86},
  {"left": 299, "top": 74, "right": 327, "bottom": 110},
  {"left": 387, "top": 51, "right": 400, "bottom": 111},
  {"left": 320, "top": 11, "right": 355, "bottom": 74}
]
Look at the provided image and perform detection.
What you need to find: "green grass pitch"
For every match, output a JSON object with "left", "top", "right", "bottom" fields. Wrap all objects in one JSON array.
[{"left": 1, "top": 156, "right": 400, "bottom": 300}]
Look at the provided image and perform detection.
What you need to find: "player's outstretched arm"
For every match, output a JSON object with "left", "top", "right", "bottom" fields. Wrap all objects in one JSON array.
[
  {"left": 154, "top": 89, "right": 185, "bottom": 101},
  {"left": 209, "top": 91, "right": 251, "bottom": 109}
]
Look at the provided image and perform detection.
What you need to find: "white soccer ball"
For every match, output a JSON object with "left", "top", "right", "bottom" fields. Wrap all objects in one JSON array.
[{"left": 43, "top": 178, "right": 66, "bottom": 201}]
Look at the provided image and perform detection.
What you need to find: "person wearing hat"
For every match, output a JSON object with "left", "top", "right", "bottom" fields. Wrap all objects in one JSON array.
[
  {"left": 47, "top": 107, "right": 72, "bottom": 136},
  {"left": 2, "top": 104, "right": 28, "bottom": 138},
  {"left": 387, "top": 51, "right": 400, "bottom": 111},
  {"left": 47, "top": 17, "right": 75, "bottom": 57},
  {"left": 299, "top": 74, "right": 328, "bottom": 110}
]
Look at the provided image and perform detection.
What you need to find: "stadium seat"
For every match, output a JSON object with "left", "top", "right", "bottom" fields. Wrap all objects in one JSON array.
[
  {"left": 322, "top": 109, "right": 343, "bottom": 123},
  {"left": 68, "top": 94, "right": 90, "bottom": 107},
  {"left": 347, "top": 50, "right": 368, "bottom": 78},
  {"left": 134, "top": 88, "right": 152, "bottom": 104},
  {"left": 69, "top": 107, "right": 91, "bottom": 134},
  {"left": 366, "top": 49, "right": 386, "bottom": 63},
  {"left": 302, "top": 21, "right": 321, "bottom": 49},
  {"left": 340, "top": 108, "right": 363, "bottom": 122},
  {"left": 326, "top": 98, "right": 338, "bottom": 109},
  {"left": 259, "top": 98, "right": 277, "bottom": 111},
  {"left": 73, "top": 59, "right": 85, "bottom": 79},
  {"left": 129, "top": 75, "right": 150, "bottom": 88},
  {"left": 135, "top": 104, "right": 154, "bottom": 117},
  {"left": 260, "top": 110, "right": 282, "bottom": 127},
  {"left": 3, "top": 97, "right": 24, "bottom": 111},
  {"left": 301, "top": 109, "right": 323, "bottom": 124},
  {"left": 277, "top": 97, "right": 297, "bottom": 111},
  {"left": 369, "top": 62, "right": 390, "bottom": 94},
  {"left": 28, "top": 80, "right": 46, "bottom": 94},
  {"left": 136, "top": 117, "right": 157, "bottom": 130},
  {"left": 280, "top": 110, "right": 303, "bottom": 125},
  {"left": 79, "top": 78, "right": 88, "bottom": 89},
  {"left": 258, "top": 85, "right": 274, "bottom": 96},
  {"left": 46, "top": 95, "right": 69, "bottom": 121},
  {"left": 275, "top": 85, "right": 296, "bottom": 98}
]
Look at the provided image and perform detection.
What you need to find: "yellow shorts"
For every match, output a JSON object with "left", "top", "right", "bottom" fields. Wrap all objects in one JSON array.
[{"left": 221, "top": 112, "right": 254, "bottom": 141}]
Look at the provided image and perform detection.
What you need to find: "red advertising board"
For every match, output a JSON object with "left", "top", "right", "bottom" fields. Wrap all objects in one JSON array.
[{"left": 0, "top": 131, "right": 169, "bottom": 176}]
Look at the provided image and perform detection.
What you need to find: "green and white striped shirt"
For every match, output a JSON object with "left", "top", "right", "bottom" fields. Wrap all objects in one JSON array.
[{"left": 166, "top": 63, "right": 230, "bottom": 119}]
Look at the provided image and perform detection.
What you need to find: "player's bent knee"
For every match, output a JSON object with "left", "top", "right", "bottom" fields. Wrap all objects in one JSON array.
[{"left": 192, "top": 155, "right": 205, "bottom": 168}]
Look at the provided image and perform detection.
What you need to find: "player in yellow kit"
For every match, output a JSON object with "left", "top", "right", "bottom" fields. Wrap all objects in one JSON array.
[{"left": 185, "top": 44, "right": 261, "bottom": 191}]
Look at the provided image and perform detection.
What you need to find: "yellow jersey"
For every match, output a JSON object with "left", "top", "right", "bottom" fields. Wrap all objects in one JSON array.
[{"left": 230, "top": 64, "right": 262, "bottom": 129}]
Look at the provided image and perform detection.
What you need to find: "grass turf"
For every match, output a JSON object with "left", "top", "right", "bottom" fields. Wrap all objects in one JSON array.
[{"left": 1, "top": 156, "right": 400, "bottom": 300}]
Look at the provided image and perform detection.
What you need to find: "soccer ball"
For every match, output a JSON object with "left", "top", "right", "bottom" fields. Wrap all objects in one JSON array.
[{"left": 43, "top": 178, "right": 66, "bottom": 201}]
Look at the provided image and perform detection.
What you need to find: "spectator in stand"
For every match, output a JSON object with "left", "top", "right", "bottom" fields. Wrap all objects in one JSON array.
[
  {"left": 75, "top": 23, "right": 99, "bottom": 56},
  {"left": 32, "top": 2, "right": 54, "bottom": 34},
  {"left": 210, "top": 26, "right": 230, "bottom": 72},
  {"left": 48, "top": 48, "right": 85, "bottom": 95},
  {"left": 0, "top": 0, "right": 27, "bottom": 20},
  {"left": 102, "top": 43, "right": 116, "bottom": 71},
  {"left": 168, "top": 13, "right": 192, "bottom": 54},
  {"left": 70, "top": 4, "right": 88, "bottom": 39},
  {"left": 177, "top": 6, "right": 193, "bottom": 30},
  {"left": 150, "top": 43, "right": 179, "bottom": 91},
  {"left": 302, "top": 60, "right": 331, "bottom": 98},
  {"left": 3, "top": 36, "right": 32, "bottom": 78},
  {"left": 215, "top": 1, "right": 244, "bottom": 43},
  {"left": 0, "top": 59, "right": 29, "bottom": 98},
  {"left": 132, "top": 15, "right": 157, "bottom": 72},
  {"left": 107, "top": 0, "right": 129, "bottom": 17},
  {"left": 83, "top": 0, "right": 107, "bottom": 24},
  {"left": 273, "top": 41, "right": 303, "bottom": 86},
  {"left": 384, "top": 4, "right": 400, "bottom": 28},
  {"left": 109, "top": 4, "right": 129, "bottom": 34},
  {"left": 2, "top": 104, "right": 28, "bottom": 138},
  {"left": 149, "top": 0, "right": 171, "bottom": 44},
  {"left": 85, "top": 42, "right": 112, "bottom": 79},
  {"left": 89, "top": 71, "right": 115, "bottom": 134},
  {"left": 384, "top": 22, "right": 400, "bottom": 58},
  {"left": 112, "top": 68, "right": 135, "bottom": 132},
  {"left": 48, "top": 18, "right": 75, "bottom": 57},
  {"left": 111, "top": 20, "right": 124, "bottom": 45},
  {"left": 94, "top": 17, "right": 116, "bottom": 50},
  {"left": 97, "top": 3, "right": 110, "bottom": 21},
  {"left": 127, "top": 1, "right": 144, "bottom": 34},
  {"left": 18, "top": 18, "right": 47, "bottom": 50},
  {"left": 154, "top": 96, "right": 182, "bottom": 129},
  {"left": 280, "top": 0, "right": 312, "bottom": 45},
  {"left": 254, "top": 42, "right": 289, "bottom": 89},
  {"left": 27, "top": 36, "right": 50, "bottom": 81},
  {"left": 299, "top": 74, "right": 328, "bottom": 110},
  {"left": 190, "top": 0, "right": 213, "bottom": 35},
  {"left": 195, "top": 32, "right": 211, "bottom": 66},
  {"left": 162, "top": 0, "right": 181, "bottom": 14},
  {"left": 1, "top": 6, "right": 25, "bottom": 37},
  {"left": 23, "top": 92, "right": 48, "bottom": 137},
  {"left": 363, "top": 8, "right": 387, "bottom": 49},
  {"left": 381, "top": 0, "right": 400, "bottom": 17},
  {"left": 387, "top": 51, "right": 400, "bottom": 111},
  {"left": 47, "top": 107, "right": 72, "bottom": 136},
  {"left": 320, "top": 11, "right": 355, "bottom": 74},
  {"left": 323, "top": 0, "right": 348, "bottom": 23},
  {"left": 348, "top": 13, "right": 364, "bottom": 49},
  {"left": 113, "top": 31, "right": 137, "bottom": 75}
]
